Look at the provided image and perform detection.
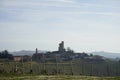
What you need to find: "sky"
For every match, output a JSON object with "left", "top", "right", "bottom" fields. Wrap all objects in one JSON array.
[{"left": 0, "top": 0, "right": 120, "bottom": 53}]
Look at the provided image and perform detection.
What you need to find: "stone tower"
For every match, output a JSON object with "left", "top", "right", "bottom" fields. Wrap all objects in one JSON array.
[
  {"left": 36, "top": 48, "right": 38, "bottom": 54},
  {"left": 58, "top": 41, "right": 66, "bottom": 52}
]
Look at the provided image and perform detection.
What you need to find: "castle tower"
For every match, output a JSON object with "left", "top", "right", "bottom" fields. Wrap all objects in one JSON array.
[
  {"left": 36, "top": 48, "right": 38, "bottom": 54},
  {"left": 58, "top": 41, "right": 66, "bottom": 52}
]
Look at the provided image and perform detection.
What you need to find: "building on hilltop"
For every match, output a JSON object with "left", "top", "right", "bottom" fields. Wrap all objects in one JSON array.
[
  {"left": 32, "top": 48, "right": 45, "bottom": 62},
  {"left": 35, "top": 48, "right": 38, "bottom": 54},
  {"left": 13, "top": 55, "right": 31, "bottom": 62},
  {"left": 58, "top": 41, "right": 66, "bottom": 52},
  {"left": 13, "top": 56, "right": 22, "bottom": 62}
]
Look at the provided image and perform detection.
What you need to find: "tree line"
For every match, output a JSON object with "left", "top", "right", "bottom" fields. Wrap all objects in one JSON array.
[{"left": 0, "top": 50, "right": 13, "bottom": 60}]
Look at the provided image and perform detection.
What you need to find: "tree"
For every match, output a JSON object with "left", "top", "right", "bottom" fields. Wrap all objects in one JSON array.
[
  {"left": 90, "top": 53, "right": 93, "bottom": 57},
  {"left": 0, "top": 50, "right": 13, "bottom": 60},
  {"left": 0, "top": 52, "right": 1, "bottom": 58},
  {"left": 67, "top": 47, "right": 74, "bottom": 53}
]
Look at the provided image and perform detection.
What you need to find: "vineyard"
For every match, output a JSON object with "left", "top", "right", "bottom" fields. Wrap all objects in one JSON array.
[{"left": 0, "top": 60, "right": 120, "bottom": 76}]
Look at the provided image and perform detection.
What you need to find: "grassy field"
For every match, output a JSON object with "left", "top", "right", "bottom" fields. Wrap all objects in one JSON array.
[{"left": 0, "top": 75, "right": 119, "bottom": 80}]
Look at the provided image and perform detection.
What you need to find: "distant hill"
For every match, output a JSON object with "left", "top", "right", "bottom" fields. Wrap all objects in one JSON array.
[
  {"left": 10, "top": 50, "right": 47, "bottom": 56},
  {"left": 90, "top": 51, "right": 120, "bottom": 58},
  {"left": 10, "top": 50, "right": 120, "bottom": 59}
]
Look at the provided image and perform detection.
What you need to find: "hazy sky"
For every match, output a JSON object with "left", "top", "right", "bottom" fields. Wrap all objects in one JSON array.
[{"left": 0, "top": 0, "right": 120, "bottom": 53}]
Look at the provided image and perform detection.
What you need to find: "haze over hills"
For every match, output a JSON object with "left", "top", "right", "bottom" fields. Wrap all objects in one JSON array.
[
  {"left": 10, "top": 50, "right": 47, "bottom": 56},
  {"left": 90, "top": 51, "right": 120, "bottom": 58},
  {"left": 10, "top": 50, "right": 120, "bottom": 58}
]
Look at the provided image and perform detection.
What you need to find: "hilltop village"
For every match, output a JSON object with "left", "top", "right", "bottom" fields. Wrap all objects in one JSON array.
[
  {"left": 0, "top": 41, "right": 106, "bottom": 62},
  {"left": 32, "top": 41, "right": 105, "bottom": 62},
  {"left": 1, "top": 41, "right": 119, "bottom": 76}
]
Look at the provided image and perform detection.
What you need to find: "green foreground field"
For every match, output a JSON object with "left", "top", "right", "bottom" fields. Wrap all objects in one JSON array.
[{"left": 0, "top": 75, "right": 119, "bottom": 80}]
